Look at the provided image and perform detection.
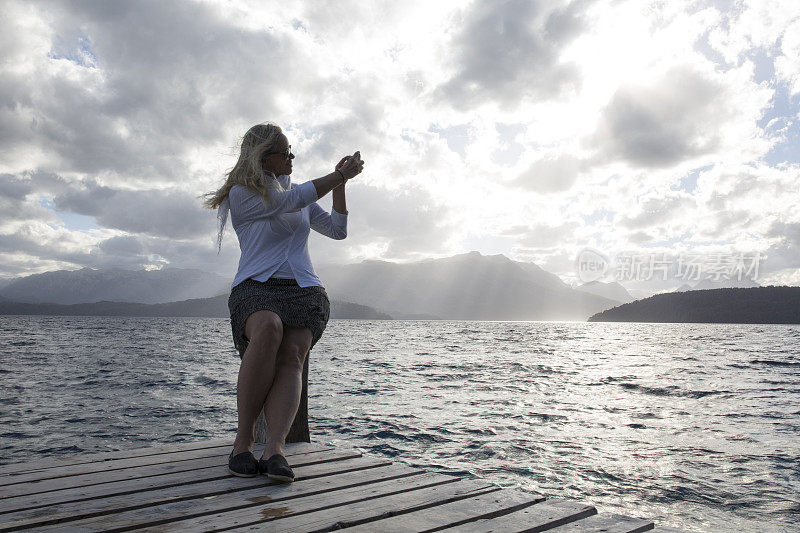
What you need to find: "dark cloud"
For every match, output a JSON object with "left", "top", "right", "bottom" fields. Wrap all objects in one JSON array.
[
  {"left": 0, "top": 174, "right": 52, "bottom": 222},
  {"left": 590, "top": 66, "right": 734, "bottom": 168},
  {"left": 0, "top": 0, "right": 316, "bottom": 178},
  {"left": 0, "top": 174, "right": 34, "bottom": 200},
  {"left": 435, "top": 0, "right": 590, "bottom": 110},
  {"left": 767, "top": 220, "right": 800, "bottom": 243},
  {"left": 0, "top": 226, "right": 239, "bottom": 276},
  {"left": 26, "top": 171, "right": 73, "bottom": 195},
  {"left": 97, "top": 235, "right": 144, "bottom": 256},
  {"left": 0, "top": 229, "right": 98, "bottom": 269},
  {"left": 52, "top": 181, "right": 214, "bottom": 239},
  {"left": 91, "top": 233, "right": 238, "bottom": 275}
]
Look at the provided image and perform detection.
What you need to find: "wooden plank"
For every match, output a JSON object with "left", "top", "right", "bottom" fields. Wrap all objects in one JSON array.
[
  {"left": 26, "top": 462, "right": 421, "bottom": 532},
  {"left": 451, "top": 497, "right": 597, "bottom": 532},
  {"left": 0, "top": 446, "right": 353, "bottom": 500},
  {"left": 0, "top": 441, "right": 330, "bottom": 487},
  {"left": 0, "top": 456, "right": 397, "bottom": 531},
  {"left": 222, "top": 477, "right": 499, "bottom": 532},
  {"left": 545, "top": 511, "right": 654, "bottom": 532},
  {"left": 0, "top": 437, "right": 232, "bottom": 476},
  {"left": 0, "top": 447, "right": 362, "bottom": 513},
  {"left": 0, "top": 439, "right": 679, "bottom": 533},
  {"left": 342, "top": 488, "right": 545, "bottom": 532},
  {"left": 133, "top": 472, "right": 479, "bottom": 532}
]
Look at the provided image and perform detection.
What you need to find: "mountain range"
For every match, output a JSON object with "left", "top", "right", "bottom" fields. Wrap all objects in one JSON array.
[
  {"left": 0, "top": 267, "right": 229, "bottom": 304},
  {"left": 0, "top": 252, "right": 622, "bottom": 320},
  {"left": 574, "top": 280, "right": 635, "bottom": 303},
  {"left": 588, "top": 286, "right": 800, "bottom": 324},
  {"left": 0, "top": 294, "right": 392, "bottom": 320},
  {"left": 314, "top": 251, "right": 619, "bottom": 320}
]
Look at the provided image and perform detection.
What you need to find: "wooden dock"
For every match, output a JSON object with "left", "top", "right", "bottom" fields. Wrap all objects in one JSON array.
[{"left": 0, "top": 438, "right": 691, "bottom": 532}]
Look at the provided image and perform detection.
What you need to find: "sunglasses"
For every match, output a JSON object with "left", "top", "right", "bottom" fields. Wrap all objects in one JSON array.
[{"left": 265, "top": 145, "right": 293, "bottom": 160}]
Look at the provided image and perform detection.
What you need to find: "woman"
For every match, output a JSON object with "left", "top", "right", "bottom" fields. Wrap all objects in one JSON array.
[{"left": 203, "top": 122, "right": 364, "bottom": 481}]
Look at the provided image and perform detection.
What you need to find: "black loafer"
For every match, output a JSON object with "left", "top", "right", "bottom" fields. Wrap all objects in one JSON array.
[
  {"left": 258, "top": 454, "right": 295, "bottom": 482},
  {"left": 228, "top": 450, "right": 259, "bottom": 477}
]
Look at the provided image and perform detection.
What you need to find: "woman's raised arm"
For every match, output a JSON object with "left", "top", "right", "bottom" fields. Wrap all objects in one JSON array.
[
  {"left": 311, "top": 151, "right": 364, "bottom": 199},
  {"left": 230, "top": 152, "right": 364, "bottom": 221}
]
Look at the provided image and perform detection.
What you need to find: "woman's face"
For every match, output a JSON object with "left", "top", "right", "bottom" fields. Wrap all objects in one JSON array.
[{"left": 261, "top": 134, "right": 294, "bottom": 177}]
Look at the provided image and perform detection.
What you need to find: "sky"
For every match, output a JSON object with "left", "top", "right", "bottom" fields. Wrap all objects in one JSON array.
[{"left": 1, "top": 0, "right": 799, "bottom": 293}]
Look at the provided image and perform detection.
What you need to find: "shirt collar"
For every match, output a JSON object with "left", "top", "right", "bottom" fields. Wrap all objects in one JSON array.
[{"left": 277, "top": 174, "right": 291, "bottom": 189}]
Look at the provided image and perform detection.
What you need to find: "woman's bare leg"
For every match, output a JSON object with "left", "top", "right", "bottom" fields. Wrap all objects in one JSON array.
[
  {"left": 261, "top": 325, "right": 313, "bottom": 459},
  {"left": 232, "top": 310, "right": 284, "bottom": 455}
]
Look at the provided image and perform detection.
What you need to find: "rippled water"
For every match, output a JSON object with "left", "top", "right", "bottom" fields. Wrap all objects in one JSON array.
[{"left": 1, "top": 316, "right": 798, "bottom": 532}]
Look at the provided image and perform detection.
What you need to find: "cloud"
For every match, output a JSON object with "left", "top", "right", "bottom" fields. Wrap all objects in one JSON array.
[
  {"left": 0, "top": 0, "right": 798, "bottom": 290},
  {"left": 0, "top": 223, "right": 111, "bottom": 271},
  {"left": 761, "top": 219, "right": 800, "bottom": 274},
  {"left": 310, "top": 182, "right": 457, "bottom": 262},
  {"left": 52, "top": 180, "right": 214, "bottom": 239},
  {"left": 97, "top": 235, "right": 144, "bottom": 257},
  {"left": 617, "top": 193, "right": 696, "bottom": 230},
  {"left": 501, "top": 220, "right": 581, "bottom": 248},
  {"left": 589, "top": 65, "right": 737, "bottom": 168},
  {"left": 513, "top": 154, "right": 583, "bottom": 193},
  {"left": 691, "top": 163, "right": 800, "bottom": 244},
  {"left": 0, "top": 174, "right": 33, "bottom": 200},
  {"left": 435, "top": 0, "right": 589, "bottom": 110},
  {"left": 775, "top": 17, "right": 800, "bottom": 95},
  {"left": 0, "top": 0, "right": 308, "bottom": 178},
  {"left": 767, "top": 220, "right": 800, "bottom": 244},
  {"left": 0, "top": 174, "right": 53, "bottom": 225},
  {"left": 0, "top": 221, "right": 239, "bottom": 277}
]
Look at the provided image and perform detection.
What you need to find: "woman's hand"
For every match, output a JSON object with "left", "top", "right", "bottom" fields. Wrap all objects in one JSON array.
[
  {"left": 311, "top": 153, "right": 363, "bottom": 199},
  {"left": 336, "top": 151, "right": 365, "bottom": 181}
]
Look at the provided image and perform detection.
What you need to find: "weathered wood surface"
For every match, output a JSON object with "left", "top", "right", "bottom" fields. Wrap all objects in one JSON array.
[{"left": 0, "top": 438, "right": 693, "bottom": 532}]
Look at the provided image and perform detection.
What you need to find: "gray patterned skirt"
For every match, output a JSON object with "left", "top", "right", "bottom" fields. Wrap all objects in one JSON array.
[{"left": 228, "top": 277, "right": 331, "bottom": 359}]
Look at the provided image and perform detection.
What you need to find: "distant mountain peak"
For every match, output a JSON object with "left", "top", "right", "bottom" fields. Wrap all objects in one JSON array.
[
  {"left": 575, "top": 279, "right": 634, "bottom": 303},
  {"left": 314, "top": 250, "right": 615, "bottom": 320},
  {"left": 0, "top": 267, "right": 230, "bottom": 305},
  {"left": 445, "top": 250, "right": 485, "bottom": 260}
]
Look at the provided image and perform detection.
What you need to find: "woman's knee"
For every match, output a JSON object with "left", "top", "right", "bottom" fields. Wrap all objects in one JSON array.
[
  {"left": 276, "top": 336, "right": 310, "bottom": 371},
  {"left": 245, "top": 310, "right": 283, "bottom": 346}
]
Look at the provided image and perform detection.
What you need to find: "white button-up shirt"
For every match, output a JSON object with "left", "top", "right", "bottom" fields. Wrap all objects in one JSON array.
[{"left": 228, "top": 175, "right": 347, "bottom": 289}]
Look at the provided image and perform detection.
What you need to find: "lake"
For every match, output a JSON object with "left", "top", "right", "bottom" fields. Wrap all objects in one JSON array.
[{"left": 1, "top": 316, "right": 798, "bottom": 531}]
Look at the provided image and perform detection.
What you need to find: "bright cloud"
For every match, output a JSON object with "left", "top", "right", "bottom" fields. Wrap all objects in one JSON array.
[{"left": 0, "top": 0, "right": 798, "bottom": 291}]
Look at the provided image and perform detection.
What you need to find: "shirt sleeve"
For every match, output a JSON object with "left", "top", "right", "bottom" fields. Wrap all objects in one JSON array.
[
  {"left": 308, "top": 201, "right": 347, "bottom": 240},
  {"left": 230, "top": 181, "right": 318, "bottom": 221}
]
